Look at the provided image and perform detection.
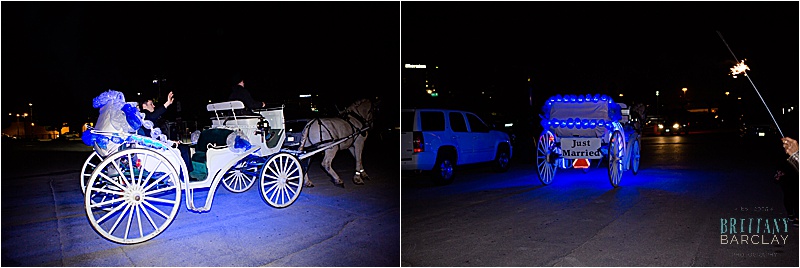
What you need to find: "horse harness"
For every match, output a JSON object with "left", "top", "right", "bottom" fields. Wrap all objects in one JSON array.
[{"left": 305, "top": 102, "right": 373, "bottom": 150}]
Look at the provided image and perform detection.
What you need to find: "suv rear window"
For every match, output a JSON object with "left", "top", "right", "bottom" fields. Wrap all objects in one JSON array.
[{"left": 419, "top": 111, "right": 445, "bottom": 131}]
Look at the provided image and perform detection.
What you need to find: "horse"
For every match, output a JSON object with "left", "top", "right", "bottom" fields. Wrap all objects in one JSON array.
[{"left": 297, "top": 98, "right": 379, "bottom": 187}]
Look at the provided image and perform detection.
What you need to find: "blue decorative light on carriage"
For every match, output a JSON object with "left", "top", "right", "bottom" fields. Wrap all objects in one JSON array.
[
  {"left": 555, "top": 94, "right": 563, "bottom": 102},
  {"left": 560, "top": 120, "right": 567, "bottom": 128},
  {"left": 592, "top": 94, "right": 600, "bottom": 102},
  {"left": 590, "top": 119, "right": 597, "bottom": 128},
  {"left": 597, "top": 119, "right": 606, "bottom": 128},
  {"left": 582, "top": 119, "right": 589, "bottom": 128},
  {"left": 569, "top": 95, "right": 576, "bottom": 102},
  {"left": 600, "top": 95, "right": 608, "bottom": 102},
  {"left": 565, "top": 118, "right": 574, "bottom": 128},
  {"left": 577, "top": 95, "right": 584, "bottom": 103}
]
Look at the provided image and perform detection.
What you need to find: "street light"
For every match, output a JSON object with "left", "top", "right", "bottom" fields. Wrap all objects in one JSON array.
[
  {"left": 725, "top": 91, "right": 730, "bottom": 96},
  {"left": 28, "top": 103, "right": 33, "bottom": 123},
  {"left": 655, "top": 91, "right": 660, "bottom": 116},
  {"left": 16, "top": 114, "right": 20, "bottom": 137},
  {"left": 682, "top": 87, "right": 687, "bottom": 97}
]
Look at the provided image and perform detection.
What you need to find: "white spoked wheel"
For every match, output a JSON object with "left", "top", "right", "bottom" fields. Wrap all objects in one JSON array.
[
  {"left": 536, "top": 131, "right": 557, "bottom": 185},
  {"left": 630, "top": 138, "right": 641, "bottom": 175},
  {"left": 260, "top": 152, "right": 304, "bottom": 208},
  {"left": 84, "top": 148, "right": 182, "bottom": 244},
  {"left": 222, "top": 157, "right": 260, "bottom": 193},
  {"left": 608, "top": 131, "right": 624, "bottom": 188},
  {"left": 81, "top": 151, "right": 104, "bottom": 194}
]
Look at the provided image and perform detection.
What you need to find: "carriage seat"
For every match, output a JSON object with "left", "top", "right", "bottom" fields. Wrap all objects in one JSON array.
[
  {"left": 207, "top": 100, "right": 262, "bottom": 118},
  {"left": 190, "top": 128, "right": 234, "bottom": 164}
]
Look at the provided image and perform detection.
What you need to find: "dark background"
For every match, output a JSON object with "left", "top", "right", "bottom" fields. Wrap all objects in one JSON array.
[
  {"left": 2, "top": 1, "right": 399, "bottom": 132},
  {"left": 401, "top": 1, "right": 798, "bottom": 137}
]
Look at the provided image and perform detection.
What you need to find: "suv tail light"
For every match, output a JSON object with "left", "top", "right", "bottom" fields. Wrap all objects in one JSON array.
[{"left": 413, "top": 131, "right": 424, "bottom": 153}]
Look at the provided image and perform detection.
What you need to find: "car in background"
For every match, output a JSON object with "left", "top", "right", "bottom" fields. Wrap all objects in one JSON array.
[
  {"left": 651, "top": 118, "right": 689, "bottom": 135},
  {"left": 401, "top": 108, "right": 513, "bottom": 185}
]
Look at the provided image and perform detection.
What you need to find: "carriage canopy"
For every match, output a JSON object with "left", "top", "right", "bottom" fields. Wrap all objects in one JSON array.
[{"left": 540, "top": 94, "right": 622, "bottom": 138}]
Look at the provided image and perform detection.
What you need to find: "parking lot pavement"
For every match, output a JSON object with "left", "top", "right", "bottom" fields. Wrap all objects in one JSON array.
[{"left": 1, "top": 139, "right": 399, "bottom": 266}]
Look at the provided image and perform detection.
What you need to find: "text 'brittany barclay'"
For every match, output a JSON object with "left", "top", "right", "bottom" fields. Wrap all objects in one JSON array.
[{"left": 720, "top": 218, "right": 791, "bottom": 245}]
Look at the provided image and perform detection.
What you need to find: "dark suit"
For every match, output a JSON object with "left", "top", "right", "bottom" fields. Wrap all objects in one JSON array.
[{"left": 229, "top": 85, "right": 262, "bottom": 110}]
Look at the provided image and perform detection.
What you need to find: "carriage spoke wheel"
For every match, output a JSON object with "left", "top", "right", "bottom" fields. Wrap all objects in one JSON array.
[
  {"left": 631, "top": 139, "right": 641, "bottom": 175},
  {"left": 84, "top": 148, "right": 181, "bottom": 244},
  {"left": 81, "top": 151, "right": 104, "bottom": 194},
  {"left": 222, "top": 157, "right": 260, "bottom": 193},
  {"left": 536, "top": 131, "right": 557, "bottom": 185},
  {"left": 608, "top": 131, "right": 624, "bottom": 187},
  {"left": 260, "top": 153, "right": 304, "bottom": 208}
]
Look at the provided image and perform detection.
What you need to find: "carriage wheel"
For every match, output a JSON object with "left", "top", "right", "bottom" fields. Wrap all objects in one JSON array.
[
  {"left": 608, "top": 131, "right": 624, "bottom": 187},
  {"left": 81, "top": 151, "right": 104, "bottom": 194},
  {"left": 260, "top": 153, "right": 304, "bottom": 208},
  {"left": 536, "top": 131, "right": 557, "bottom": 185},
  {"left": 84, "top": 148, "right": 181, "bottom": 244},
  {"left": 222, "top": 157, "right": 260, "bottom": 193},
  {"left": 630, "top": 139, "right": 641, "bottom": 175}
]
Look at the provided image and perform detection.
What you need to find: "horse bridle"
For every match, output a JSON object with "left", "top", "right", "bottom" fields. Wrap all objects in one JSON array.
[{"left": 342, "top": 99, "right": 376, "bottom": 132}]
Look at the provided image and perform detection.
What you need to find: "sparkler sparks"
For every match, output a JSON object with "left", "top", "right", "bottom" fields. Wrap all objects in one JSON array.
[
  {"left": 717, "top": 31, "right": 784, "bottom": 137},
  {"left": 729, "top": 60, "right": 749, "bottom": 78}
]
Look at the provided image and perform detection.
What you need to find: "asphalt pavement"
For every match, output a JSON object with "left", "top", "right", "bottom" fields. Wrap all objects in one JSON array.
[
  {"left": 401, "top": 131, "right": 799, "bottom": 266},
  {"left": 1, "top": 135, "right": 399, "bottom": 267}
]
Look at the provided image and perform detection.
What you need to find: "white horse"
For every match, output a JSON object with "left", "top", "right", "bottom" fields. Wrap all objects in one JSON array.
[{"left": 297, "top": 98, "right": 379, "bottom": 187}]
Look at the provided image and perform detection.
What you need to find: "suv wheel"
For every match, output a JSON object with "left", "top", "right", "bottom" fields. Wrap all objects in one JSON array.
[
  {"left": 432, "top": 154, "right": 455, "bottom": 185},
  {"left": 493, "top": 147, "right": 510, "bottom": 172}
]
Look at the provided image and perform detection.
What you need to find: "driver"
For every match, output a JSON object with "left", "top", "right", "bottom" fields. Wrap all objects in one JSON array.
[{"left": 229, "top": 73, "right": 265, "bottom": 113}]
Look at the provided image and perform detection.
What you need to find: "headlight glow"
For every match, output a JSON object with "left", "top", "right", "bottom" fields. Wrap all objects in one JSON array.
[{"left": 673, "top": 123, "right": 680, "bottom": 129}]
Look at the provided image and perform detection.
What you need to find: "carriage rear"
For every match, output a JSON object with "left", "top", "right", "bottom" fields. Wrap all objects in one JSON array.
[{"left": 535, "top": 94, "right": 642, "bottom": 187}]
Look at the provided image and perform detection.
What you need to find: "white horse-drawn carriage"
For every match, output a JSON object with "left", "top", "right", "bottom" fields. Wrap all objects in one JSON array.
[
  {"left": 535, "top": 94, "right": 643, "bottom": 188},
  {"left": 80, "top": 91, "right": 375, "bottom": 244}
]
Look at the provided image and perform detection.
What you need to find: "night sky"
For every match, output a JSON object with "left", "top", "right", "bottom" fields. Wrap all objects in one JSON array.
[
  {"left": 401, "top": 1, "right": 798, "bottom": 133},
  {"left": 2, "top": 1, "right": 399, "bottom": 130}
]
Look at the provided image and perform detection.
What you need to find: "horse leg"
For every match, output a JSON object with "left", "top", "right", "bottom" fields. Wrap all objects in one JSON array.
[
  {"left": 302, "top": 157, "right": 314, "bottom": 187},
  {"left": 321, "top": 149, "right": 344, "bottom": 187},
  {"left": 303, "top": 172, "right": 314, "bottom": 187},
  {"left": 349, "top": 146, "right": 368, "bottom": 184}
]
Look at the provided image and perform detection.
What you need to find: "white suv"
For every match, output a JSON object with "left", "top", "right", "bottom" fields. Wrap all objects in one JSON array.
[{"left": 401, "top": 109, "right": 512, "bottom": 185}]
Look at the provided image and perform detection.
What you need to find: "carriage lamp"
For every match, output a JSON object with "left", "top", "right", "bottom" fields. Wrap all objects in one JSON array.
[
  {"left": 672, "top": 123, "right": 680, "bottom": 129},
  {"left": 658, "top": 124, "right": 664, "bottom": 129}
]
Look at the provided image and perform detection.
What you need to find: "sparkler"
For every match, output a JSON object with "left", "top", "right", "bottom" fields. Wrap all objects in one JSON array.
[{"left": 716, "top": 31, "right": 784, "bottom": 137}]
